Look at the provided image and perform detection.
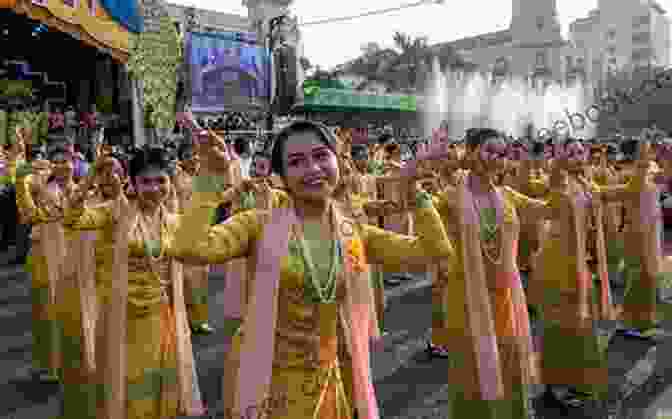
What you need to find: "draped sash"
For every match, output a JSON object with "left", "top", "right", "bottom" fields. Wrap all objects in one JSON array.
[
  {"left": 76, "top": 231, "right": 98, "bottom": 372},
  {"left": 102, "top": 200, "right": 202, "bottom": 418},
  {"left": 170, "top": 259, "right": 204, "bottom": 414},
  {"left": 40, "top": 221, "right": 66, "bottom": 373},
  {"left": 233, "top": 201, "right": 380, "bottom": 419},
  {"left": 456, "top": 178, "right": 504, "bottom": 400}
]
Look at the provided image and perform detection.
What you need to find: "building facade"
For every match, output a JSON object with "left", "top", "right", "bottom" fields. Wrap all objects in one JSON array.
[{"left": 432, "top": 0, "right": 670, "bottom": 87}]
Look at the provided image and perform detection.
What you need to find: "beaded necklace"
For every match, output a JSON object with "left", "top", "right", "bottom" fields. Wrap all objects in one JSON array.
[
  {"left": 470, "top": 178, "right": 502, "bottom": 265},
  {"left": 295, "top": 206, "right": 341, "bottom": 304}
]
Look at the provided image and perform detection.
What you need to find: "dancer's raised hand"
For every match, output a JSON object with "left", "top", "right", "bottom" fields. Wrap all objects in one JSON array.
[{"left": 194, "top": 129, "right": 233, "bottom": 177}]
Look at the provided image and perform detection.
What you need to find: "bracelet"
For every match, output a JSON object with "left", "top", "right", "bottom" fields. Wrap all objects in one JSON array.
[{"left": 193, "top": 175, "right": 227, "bottom": 193}]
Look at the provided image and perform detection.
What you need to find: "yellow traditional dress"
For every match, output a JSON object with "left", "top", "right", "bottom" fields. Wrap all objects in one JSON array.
[
  {"left": 173, "top": 168, "right": 211, "bottom": 328},
  {"left": 63, "top": 201, "right": 202, "bottom": 419},
  {"left": 535, "top": 176, "right": 610, "bottom": 398},
  {"left": 16, "top": 174, "right": 83, "bottom": 382},
  {"left": 433, "top": 180, "right": 546, "bottom": 419},
  {"left": 602, "top": 162, "right": 665, "bottom": 330},
  {"left": 172, "top": 184, "right": 455, "bottom": 419}
]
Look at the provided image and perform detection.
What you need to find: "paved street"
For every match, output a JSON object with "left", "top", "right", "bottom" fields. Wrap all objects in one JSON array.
[{"left": 0, "top": 258, "right": 671, "bottom": 418}]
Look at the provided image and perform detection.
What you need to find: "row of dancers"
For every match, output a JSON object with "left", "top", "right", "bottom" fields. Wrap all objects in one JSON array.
[{"left": 1, "top": 117, "right": 671, "bottom": 419}]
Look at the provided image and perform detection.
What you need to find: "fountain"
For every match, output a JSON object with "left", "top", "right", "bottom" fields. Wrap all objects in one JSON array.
[{"left": 424, "top": 57, "right": 596, "bottom": 140}]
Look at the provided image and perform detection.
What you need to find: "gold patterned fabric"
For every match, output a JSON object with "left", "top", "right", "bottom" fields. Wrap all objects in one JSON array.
[
  {"left": 64, "top": 202, "right": 201, "bottom": 418},
  {"left": 172, "top": 188, "right": 454, "bottom": 419}
]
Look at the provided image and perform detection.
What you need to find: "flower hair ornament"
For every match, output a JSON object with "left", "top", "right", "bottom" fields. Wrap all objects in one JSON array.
[
  {"left": 80, "top": 113, "right": 98, "bottom": 130},
  {"left": 48, "top": 112, "right": 65, "bottom": 130},
  {"left": 557, "top": 140, "right": 588, "bottom": 162},
  {"left": 656, "top": 138, "right": 672, "bottom": 162},
  {"left": 479, "top": 138, "right": 508, "bottom": 162},
  {"left": 507, "top": 139, "right": 527, "bottom": 161}
]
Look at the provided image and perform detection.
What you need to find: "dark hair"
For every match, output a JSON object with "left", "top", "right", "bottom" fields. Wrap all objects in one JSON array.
[
  {"left": 385, "top": 142, "right": 399, "bottom": 154},
  {"left": 563, "top": 137, "right": 581, "bottom": 147},
  {"left": 129, "top": 146, "right": 172, "bottom": 180},
  {"left": 378, "top": 133, "right": 394, "bottom": 145},
  {"left": 621, "top": 139, "right": 639, "bottom": 161},
  {"left": 178, "top": 141, "right": 194, "bottom": 160},
  {"left": 233, "top": 137, "right": 251, "bottom": 156},
  {"left": 531, "top": 140, "right": 545, "bottom": 156},
  {"left": 270, "top": 120, "right": 337, "bottom": 177},
  {"left": 46, "top": 125, "right": 69, "bottom": 146},
  {"left": 47, "top": 144, "right": 71, "bottom": 161},
  {"left": 465, "top": 128, "right": 500, "bottom": 151}
]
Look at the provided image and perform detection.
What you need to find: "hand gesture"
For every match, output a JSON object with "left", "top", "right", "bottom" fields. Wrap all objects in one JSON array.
[
  {"left": 194, "top": 129, "right": 232, "bottom": 176},
  {"left": 252, "top": 179, "right": 273, "bottom": 211},
  {"left": 16, "top": 125, "right": 33, "bottom": 146},
  {"left": 30, "top": 159, "right": 52, "bottom": 194}
]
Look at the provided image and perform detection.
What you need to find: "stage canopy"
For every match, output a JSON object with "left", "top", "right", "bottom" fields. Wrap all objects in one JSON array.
[{"left": 1, "top": 0, "right": 140, "bottom": 62}]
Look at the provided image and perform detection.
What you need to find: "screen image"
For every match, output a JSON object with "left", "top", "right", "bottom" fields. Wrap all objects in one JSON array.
[{"left": 186, "top": 31, "right": 270, "bottom": 113}]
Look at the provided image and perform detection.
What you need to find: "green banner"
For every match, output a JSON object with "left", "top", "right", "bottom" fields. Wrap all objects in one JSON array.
[{"left": 298, "top": 87, "right": 421, "bottom": 112}]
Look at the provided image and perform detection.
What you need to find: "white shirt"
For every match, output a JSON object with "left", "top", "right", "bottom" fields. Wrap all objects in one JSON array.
[{"left": 239, "top": 156, "right": 252, "bottom": 179}]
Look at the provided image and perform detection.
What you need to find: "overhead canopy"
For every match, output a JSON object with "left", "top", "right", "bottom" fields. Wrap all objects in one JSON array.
[
  {"left": 2, "top": 0, "right": 133, "bottom": 62},
  {"left": 292, "top": 86, "right": 424, "bottom": 113}
]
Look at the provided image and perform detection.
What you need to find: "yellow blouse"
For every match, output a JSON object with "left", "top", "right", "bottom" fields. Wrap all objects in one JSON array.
[
  {"left": 64, "top": 202, "right": 181, "bottom": 317},
  {"left": 170, "top": 189, "right": 455, "bottom": 368}
]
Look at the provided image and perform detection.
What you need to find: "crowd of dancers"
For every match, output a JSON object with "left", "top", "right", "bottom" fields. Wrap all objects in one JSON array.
[{"left": 1, "top": 112, "right": 672, "bottom": 419}]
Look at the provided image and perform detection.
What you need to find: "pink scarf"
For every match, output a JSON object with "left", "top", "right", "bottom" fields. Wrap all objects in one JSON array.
[
  {"left": 234, "top": 201, "right": 379, "bottom": 418},
  {"left": 457, "top": 176, "right": 504, "bottom": 400}
]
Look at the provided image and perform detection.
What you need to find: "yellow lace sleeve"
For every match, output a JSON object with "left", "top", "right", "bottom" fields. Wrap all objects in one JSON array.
[
  {"left": 361, "top": 203, "right": 455, "bottom": 272},
  {"left": 63, "top": 201, "right": 113, "bottom": 230},
  {"left": 15, "top": 175, "right": 48, "bottom": 224},
  {"left": 170, "top": 190, "right": 263, "bottom": 265},
  {"left": 501, "top": 186, "right": 549, "bottom": 219}
]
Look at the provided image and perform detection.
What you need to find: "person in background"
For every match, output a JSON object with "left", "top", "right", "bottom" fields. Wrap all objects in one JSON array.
[
  {"left": 72, "top": 144, "right": 90, "bottom": 183},
  {"left": 233, "top": 137, "right": 252, "bottom": 179},
  {"left": 0, "top": 131, "right": 31, "bottom": 264}
]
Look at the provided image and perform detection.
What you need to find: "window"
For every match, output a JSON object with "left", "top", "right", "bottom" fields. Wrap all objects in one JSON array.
[
  {"left": 494, "top": 57, "right": 507, "bottom": 75},
  {"left": 632, "top": 48, "right": 652, "bottom": 61},
  {"left": 633, "top": 15, "right": 650, "bottom": 27},
  {"left": 536, "top": 16, "right": 544, "bottom": 31},
  {"left": 632, "top": 32, "right": 651, "bottom": 43},
  {"left": 565, "top": 56, "right": 573, "bottom": 69},
  {"left": 593, "top": 59, "right": 602, "bottom": 76},
  {"left": 606, "top": 29, "right": 616, "bottom": 40},
  {"left": 607, "top": 46, "right": 616, "bottom": 55},
  {"left": 608, "top": 57, "right": 617, "bottom": 65},
  {"left": 536, "top": 51, "right": 546, "bottom": 67}
]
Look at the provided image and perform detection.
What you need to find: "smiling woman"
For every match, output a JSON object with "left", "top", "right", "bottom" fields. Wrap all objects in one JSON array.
[{"left": 171, "top": 119, "right": 456, "bottom": 419}]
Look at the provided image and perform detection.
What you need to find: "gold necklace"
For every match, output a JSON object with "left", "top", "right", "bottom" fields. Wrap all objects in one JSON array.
[
  {"left": 135, "top": 205, "right": 166, "bottom": 263},
  {"left": 470, "top": 183, "right": 502, "bottom": 265}
]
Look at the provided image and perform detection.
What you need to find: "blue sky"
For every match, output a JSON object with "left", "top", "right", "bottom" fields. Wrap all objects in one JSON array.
[{"left": 174, "top": 0, "right": 670, "bottom": 70}]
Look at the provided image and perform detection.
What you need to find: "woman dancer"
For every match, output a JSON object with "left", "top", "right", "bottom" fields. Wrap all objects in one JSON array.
[
  {"left": 15, "top": 133, "right": 82, "bottom": 384},
  {"left": 64, "top": 145, "right": 204, "bottom": 419},
  {"left": 173, "top": 141, "right": 214, "bottom": 334},
  {"left": 172, "top": 120, "right": 455, "bottom": 419},
  {"left": 432, "top": 128, "right": 548, "bottom": 418},
  {"left": 603, "top": 139, "right": 668, "bottom": 340},
  {"left": 534, "top": 138, "right": 613, "bottom": 409}
]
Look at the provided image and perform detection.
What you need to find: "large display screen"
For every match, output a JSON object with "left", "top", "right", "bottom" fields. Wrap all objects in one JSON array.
[{"left": 186, "top": 31, "right": 270, "bottom": 113}]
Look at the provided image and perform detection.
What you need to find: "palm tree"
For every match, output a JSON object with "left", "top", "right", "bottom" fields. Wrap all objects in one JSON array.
[{"left": 389, "top": 31, "right": 431, "bottom": 91}]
